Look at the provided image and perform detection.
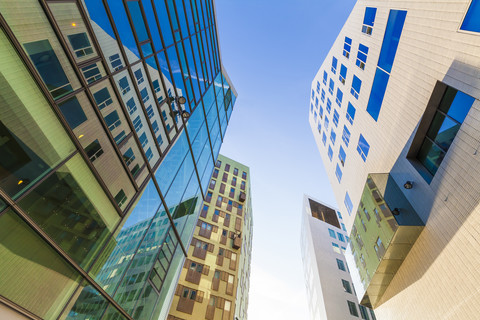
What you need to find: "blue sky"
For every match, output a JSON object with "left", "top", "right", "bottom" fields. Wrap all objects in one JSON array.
[{"left": 215, "top": 0, "right": 356, "bottom": 318}]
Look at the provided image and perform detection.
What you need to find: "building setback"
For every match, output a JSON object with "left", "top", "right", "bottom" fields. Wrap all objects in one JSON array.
[
  {"left": 309, "top": 0, "right": 480, "bottom": 319},
  {"left": 301, "top": 195, "right": 375, "bottom": 320},
  {"left": 0, "top": 0, "right": 236, "bottom": 319},
  {"left": 167, "top": 154, "right": 252, "bottom": 320}
]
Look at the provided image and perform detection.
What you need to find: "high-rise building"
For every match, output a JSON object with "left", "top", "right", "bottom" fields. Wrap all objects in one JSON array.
[
  {"left": 309, "top": 1, "right": 480, "bottom": 319},
  {"left": 300, "top": 195, "right": 375, "bottom": 320},
  {"left": 167, "top": 154, "right": 252, "bottom": 320},
  {"left": 0, "top": 0, "right": 236, "bottom": 319}
]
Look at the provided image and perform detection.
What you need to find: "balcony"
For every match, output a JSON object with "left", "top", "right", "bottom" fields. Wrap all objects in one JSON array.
[{"left": 349, "top": 173, "right": 424, "bottom": 309}]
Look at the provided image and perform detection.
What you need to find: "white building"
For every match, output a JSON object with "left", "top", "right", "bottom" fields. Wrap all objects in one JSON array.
[
  {"left": 309, "top": 1, "right": 480, "bottom": 319},
  {"left": 300, "top": 195, "right": 376, "bottom": 320}
]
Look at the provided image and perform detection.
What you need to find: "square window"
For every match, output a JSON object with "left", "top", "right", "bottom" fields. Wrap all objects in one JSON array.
[
  {"left": 67, "top": 32, "right": 94, "bottom": 58},
  {"left": 336, "top": 258, "right": 346, "bottom": 271}
]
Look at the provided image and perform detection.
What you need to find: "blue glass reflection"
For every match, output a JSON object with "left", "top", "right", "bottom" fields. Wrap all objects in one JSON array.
[
  {"left": 127, "top": 2, "right": 149, "bottom": 42},
  {"left": 141, "top": 0, "right": 163, "bottom": 51},
  {"left": 366, "top": 68, "right": 389, "bottom": 121},
  {"left": 153, "top": 0, "right": 174, "bottom": 47},
  {"left": 461, "top": 0, "right": 480, "bottom": 32},
  {"left": 106, "top": 0, "right": 140, "bottom": 62},
  {"left": 200, "top": 153, "right": 214, "bottom": 196},
  {"left": 377, "top": 10, "right": 407, "bottom": 73},
  {"left": 167, "top": 46, "right": 191, "bottom": 112},
  {"left": 363, "top": 7, "right": 377, "bottom": 27},
  {"left": 446, "top": 91, "right": 475, "bottom": 123},
  {"left": 83, "top": 0, "right": 116, "bottom": 40}
]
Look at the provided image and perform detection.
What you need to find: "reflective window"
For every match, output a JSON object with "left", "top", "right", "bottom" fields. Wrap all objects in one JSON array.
[
  {"left": 329, "top": 78, "right": 335, "bottom": 95},
  {"left": 326, "top": 99, "right": 332, "bottom": 114},
  {"left": 67, "top": 33, "right": 94, "bottom": 58},
  {"left": 342, "top": 279, "right": 352, "bottom": 293},
  {"left": 81, "top": 63, "right": 103, "bottom": 84},
  {"left": 105, "top": 111, "right": 122, "bottom": 131},
  {"left": 351, "top": 75, "right": 361, "bottom": 99},
  {"left": 323, "top": 71, "right": 328, "bottom": 85},
  {"left": 322, "top": 132, "right": 327, "bottom": 146},
  {"left": 126, "top": 98, "right": 137, "bottom": 115},
  {"left": 336, "top": 88, "right": 343, "bottom": 107},
  {"left": 85, "top": 139, "right": 104, "bottom": 162},
  {"left": 109, "top": 54, "right": 123, "bottom": 71},
  {"left": 331, "top": 56, "right": 338, "bottom": 74},
  {"left": 346, "top": 102, "right": 356, "bottom": 124},
  {"left": 127, "top": 1, "right": 149, "bottom": 42},
  {"left": 328, "top": 145, "right": 333, "bottom": 161},
  {"left": 58, "top": 96, "right": 88, "bottom": 129},
  {"left": 336, "top": 258, "right": 346, "bottom": 271},
  {"left": 461, "top": 1, "right": 480, "bottom": 32},
  {"left": 357, "top": 134, "right": 370, "bottom": 161},
  {"left": 366, "top": 68, "right": 389, "bottom": 121},
  {"left": 377, "top": 10, "right": 407, "bottom": 74},
  {"left": 321, "top": 89, "right": 326, "bottom": 102},
  {"left": 339, "top": 64, "right": 347, "bottom": 84},
  {"left": 330, "top": 129, "right": 336, "bottom": 145},
  {"left": 335, "top": 164, "right": 342, "bottom": 183},
  {"left": 344, "top": 192, "right": 353, "bottom": 215},
  {"left": 348, "top": 301, "right": 359, "bottom": 317},
  {"left": 62, "top": 281, "right": 109, "bottom": 319},
  {"left": 333, "top": 110, "right": 340, "bottom": 127},
  {"left": 343, "top": 37, "right": 352, "bottom": 58},
  {"left": 362, "top": 7, "right": 377, "bottom": 35},
  {"left": 338, "top": 233, "right": 345, "bottom": 242},
  {"left": 339, "top": 146, "right": 346, "bottom": 166},
  {"left": 93, "top": 87, "right": 113, "bottom": 110},
  {"left": 328, "top": 228, "right": 336, "bottom": 238},
  {"left": 118, "top": 77, "right": 131, "bottom": 95},
  {"left": 356, "top": 44, "right": 369, "bottom": 70},
  {"left": 135, "top": 69, "right": 144, "bottom": 85},
  {"left": 342, "top": 125, "right": 351, "bottom": 146}
]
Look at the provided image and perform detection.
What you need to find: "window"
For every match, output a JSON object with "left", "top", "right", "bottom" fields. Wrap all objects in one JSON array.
[
  {"left": 242, "top": 171, "right": 247, "bottom": 179},
  {"left": 342, "top": 279, "right": 352, "bottom": 293},
  {"left": 133, "top": 116, "right": 143, "bottom": 132},
  {"left": 134, "top": 69, "right": 144, "bottom": 85},
  {"left": 153, "top": 79, "right": 161, "bottom": 93},
  {"left": 351, "top": 75, "right": 362, "bottom": 99},
  {"left": 329, "top": 79, "right": 335, "bottom": 95},
  {"left": 58, "top": 97, "right": 87, "bottom": 129},
  {"left": 119, "top": 76, "right": 131, "bottom": 95},
  {"left": 123, "top": 148, "right": 135, "bottom": 166},
  {"left": 341, "top": 223, "right": 346, "bottom": 232},
  {"left": 140, "top": 88, "right": 149, "bottom": 103},
  {"left": 321, "top": 89, "right": 326, "bottom": 102},
  {"left": 326, "top": 99, "right": 332, "bottom": 114},
  {"left": 93, "top": 88, "right": 113, "bottom": 110},
  {"left": 328, "top": 228, "right": 336, "bottom": 238},
  {"left": 328, "top": 145, "right": 333, "bottom": 161},
  {"left": 335, "top": 164, "right": 342, "bottom": 182},
  {"left": 331, "top": 56, "right": 338, "bottom": 73},
  {"left": 324, "top": 116, "right": 329, "bottom": 130},
  {"left": 146, "top": 104, "right": 154, "bottom": 118},
  {"left": 337, "top": 233, "right": 345, "bottom": 242},
  {"left": 362, "top": 7, "right": 377, "bottom": 35},
  {"left": 316, "top": 81, "right": 320, "bottom": 93},
  {"left": 342, "top": 126, "right": 351, "bottom": 146},
  {"left": 347, "top": 301, "right": 359, "bottom": 317},
  {"left": 162, "top": 110, "right": 168, "bottom": 121},
  {"left": 319, "top": 106, "right": 324, "bottom": 119},
  {"left": 315, "top": 97, "right": 319, "bottom": 107},
  {"left": 216, "top": 160, "right": 222, "bottom": 168},
  {"left": 343, "top": 37, "right": 352, "bottom": 58},
  {"left": 337, "top": 211, "right": 343, "bottom": 219},
  {"left": 115, "top": 131, "right": 126, "bottom": 144},
  {"left": 374, "top": 237, "right": 386, "bottom": 260},
  {"left": 339, "top": 146, "right": 346, "bottom": 166},
  {"left": 81, "top": 63, "right": 102, "bottom": 84},
  {"left": 152, "top": 120, "right": 159, "bottom": 134},
  {"left": 356, "top": 44, "right": 369, "bottom": 70},
  {"left": 322, "top": 132, "right": 327, "bottom": 146},
  {"left": 109, "top": 54, "right": 123, "bottom": 71},
  {"left": 336, "top": 258, "right": 346, "bottom": 271},
  {"left": 336, "top": 89, "right": 343, "bottom": 107},
  {"left": 332, "top": 242, "right": 341, "bottom": 254},
  {"left": 461, "top": 1, "right": 480, "bottom": 32},
  {"left": 346, "top": 102, "right": 356, "bottom": 124},
  {"left": 145, "top": 148, "right": 153, "bottom": 161},
  {"left": 359, "top": 305, "right": 371, "bottom": 320},
  {"left": 333, "top": 110, "right": 340, "bottom": 127},
  {"left": 85, "top": 139, "right": 103, "bottom": 162},
  {"left": 330, "top": 129, "right": 336, "bottom": 145},
  {"left": 67, "top": 32, "right": 93, "bottom": 58},
  {"left": 317, "top": 122, "right": 322, "bottom": 133},
  {"left": 312, "top": 89, "right": 315, "bottom": 99},
  {"left": 240, "top": 181, "right": 246, "bottom": 190},
  {"left": 357, "top": 134, "right": 370, "bottom": 161},
  {"left": 139, "top": 132, "right": 148, "bottom": 148},
  {"left": 126, "top": 98, "right": 137, "bottom": 115},
  {"left": 339, "top": 65, "right": 347, "bottom": 85},
  {"left": 115, "top": 189, "right": 127, "bottom": 207},
  {"left": 225, "top": 164, "right": 230, "bottom": 172},
  {"left": 323, "top": 71, "right": 328, "bottom": 85},
  {"left": 344, "top": 192, "right": 353, "bottom": 215}
]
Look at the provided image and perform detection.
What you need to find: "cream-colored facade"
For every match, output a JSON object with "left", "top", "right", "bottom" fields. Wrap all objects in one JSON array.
[
  {"left": 168, "top": 154, "right": 252, "bottom": 320},
  {"left": 309, "top": 1, "right": 480, "bottom": 319}
]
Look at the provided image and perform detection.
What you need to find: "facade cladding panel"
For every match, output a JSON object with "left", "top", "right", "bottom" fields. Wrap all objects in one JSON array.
[
  {"left": 308, "top": 0, "right": 480, "bottom": 319},
  {"left": 0, "top": 0, "right": 236, "bottom": 319},
  {"left": 167, "top": 154, "right": 252, "bottom": 320}
]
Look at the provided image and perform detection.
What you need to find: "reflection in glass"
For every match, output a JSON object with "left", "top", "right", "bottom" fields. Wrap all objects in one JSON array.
[
  {"left": 418, "top": 138, "right": 444, "bottom": 176},
  {"left": 127, "top": 1, "right": 149, "bottom": 42},
  {"left": 62, "top": 281, "right": 109, "bottom": 319},
  {"left": 426, "top": 113, "right": 459, "bottom": 151},
  {"left": 18, "top": 155, "right": 119, "bottom": 269},
  {"left": 0, "top": 209, "right": 81, "bottom": 319},
  {"left": 58, "top": 96, "right": 88, "bottom": 130}
]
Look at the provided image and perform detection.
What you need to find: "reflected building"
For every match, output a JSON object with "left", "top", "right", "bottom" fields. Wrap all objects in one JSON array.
[
  {"left": 0, "top": 0, "right": 236, "bottom": 319},
  {"left": 308, "top": 1, "right": 480, "bottom": 319}
]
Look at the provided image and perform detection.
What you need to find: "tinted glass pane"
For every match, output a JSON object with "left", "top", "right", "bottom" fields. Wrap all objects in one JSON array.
[
  {"left": 377, "top": 10, "right": 407, "bottom": 73},
  {"left": 461, "top": 0, "right": 480, "bottom": 32},
  {"left": 439, "top": 88, "right": 475, "bottom": 123},
  {"left": 154, "top": 0, "right": 174, "bottom": 47},
  {"left": 366, "top": 68, "right": 390, "bottom": 121},
  {"left": 106, "top": 0, "right": 140, "bottom": 62},
  {"left": 363, "top": 7, "right": 377, "bottom": 26},
  {"left": 418, "top": 138, "right": 445, "bottom": 176},
  {"left": 427, "top": 112, "right": 460, "bottom": 151},
  {"left": 62, "top": 281, "right": 109, "bottom": 319},
  {"left": 0, "top": 209, "right": 81, "bottom": 319},
  {"left": 142, "top": 0, "right": 163, "bottom": 51},
  {"left": 127, "top": 1, "right": 149, "bottom": 42},
  {"left": 17, "top": 155, "right": 119, "bottom": 268},
  {"left": 58, "top": 96, "right": 88, "bottom": 129}
]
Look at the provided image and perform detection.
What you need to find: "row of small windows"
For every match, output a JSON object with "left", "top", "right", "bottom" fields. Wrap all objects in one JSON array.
[{"left": 215, "top": 160, "right": 247, "bottom": 180}]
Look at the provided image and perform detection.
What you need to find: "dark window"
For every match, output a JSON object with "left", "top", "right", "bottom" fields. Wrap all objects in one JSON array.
[
  {"left": 115, "top": 189, "right": 127, "bottom": 207},
  {"left": 85, "top": 139, "right": 104, "bottom": 162},
  {"left": 81, "top": 63, "right": 102, "bottom": 84},
  {"left": 105, "top": 111, "right": 121, "bottom": 131},
  {"left": 133, "top": 116, "right": 143, "bottom": 132},
  {"left": 233, "top": 168, "right": 238, "bottom": 176},
  {"left": 139, "top": 132, "right": 148, "bottom": 148},
  {"left": 345, "top": 192, "right": 353, "bottom": 215},
  {"left": 342, "top": 279, "right": 352, "bottom": 293},
  {"left": 461, "top": 1, "right": 480, "bottom": 32},
  {"left": 359, "top": 305, "right": 370, "bottom": 320},
  {"left": 146, "top": 104, "right": 154, "bottom": 118},
  {"left": 67, "top": 32, "right": 93, "bottom": 58},
  {"left": 336, "top": 258, "right": 346, "bottom": 271},
  {"left": 109, "top": 54, "right": 123, "bottom": 71},
  {"left": 93, "top": 88, "right": 113, "bottom": 110},
  {"left": 58, "top": 97, "right": 87, "bottom": 129},
  {"left": 114, "top": 131, "right": 126, "bottom": 145},
  {"left": 134, "top": 69, "right": 144, "bottom": 85},
  {"left": 225, "top": 164, "right": 230, "bottom": 172},
  {"left": 215, "top": 160, "right": 222, "bottom": 168},
  {"left": 153, "top": 79, "right": 161, "bottom": 93},
  {"left": 118, "top": 76, "right": 130, "bottom": 95},
  {"left": 141, "top": 88, "right": 149, "bottom": 103},
  {"left": 126, "top": 98, "right": 137, "bottom": 115},
  {"left": 347, "top": 301, "right": 359, "bottom": 317},
  {"left": 123, "top": 148, "right": 135, "bottom": 166},
  {"left": 242, "top": 171, "right": 247, "bottom": 179}
]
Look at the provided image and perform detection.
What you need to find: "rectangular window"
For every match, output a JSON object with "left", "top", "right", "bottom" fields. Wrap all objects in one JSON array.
[
  {"left": 461, "top": 1, "right": 480, "bottom": 32},
  {"left": 316, "top": 81, "right": 320, "bottom": 93},
  {"left": 311, "top": 89, "right": 315, "bottom": 99},
  {"left": 339, "top": 146, "right": 346, "bottom": 166},
  {"left": 324, "top": 117, "right": 329, "bottom": 130},
  {"left": 336, "top": 89, "right": 343, "bottom": 107},
  {"left": 225, "top": 164, "right": 230, "bottom": 172},
  {"left": 337, "top": 211, "right": 343, "bottom": 220},
  {"left": 81, "top": 63, "right": 102, "bottom": 84},
  {"left": 85, "top": 139, "right": 103, "bottom": 162},
  {"left": 67, "top": 32, "right": 94, "bottom": 58},
  {"left": 317, "top": 122, "right": 322, "bottom": 133},
  {"left": 146, "top": 104, "right": 154, "bottom": 118},
  {"left": 330, "top": 129, "right": 336, "bottom": 145},
  {"left": 329, "top": 79, "right": 335, "bottom": 95},
  {"left": 105, "top": 111, "right": 121, "bottom": 131},
  {"left": 119, "top": 77, "right": 130, "bottom": 95},
  {"left": 339, "top": 64, "right": 347, "bottom": 85},
  {"left": 115, "top": 189, "right": 127, "bottom": 207},
  {"left": 331, "top": 56, "right": 338, "bottom": 74},
  {"left": 134, "top": 69, "right": 144, "bottom": 85},
  {"left": 342, "top": 126, "right": 351, "bottom": 146},
  {"left": 342, "top": 279, "right": 352, "bottom": 293},
  {"left": 153, "top": 79, "right": 161, "bottom": 93},
  {"left": 58, "top": 97, "right": 87, "bottom": 130},
  {"left": 337, "top": 233, "right": 345, "bottom": 242},
  {"left": 140, "top": 88, "right": 149, "bottom": 103},
  {"left": 133, "top": 116, "right": 143, "bottom": 132},
  {"left": 341, "top": 223, "right": 347, "bottom": 231},
  {"left": 362, "top": 7, "right": 377, "bottom": 35},
  {"left": 323, "top": 71, "right": 328, "bottom": 85},
  {"left": 326, "top": 99, "right": 332, "bottom": 114},
  {"left": 109, "top": 54, "right": 123, "bottom": 71},
  {"left": 322, "top": 132, "right": 327, "bottom": 146},
  {"left": 359, "top": 305, "right": 370, "bottom": 320},
  {"left": 357, "top": 134, "right": 370, "bottom": 161},
  {"left": 315, "top": 97, "right": 319, "bottom": 107},
  {"left": 356, "top": 44, "right": 369, "bottom": 70},
  {"left": 346, "top": 102, "right": 356, "bottom": 125},
  {"left": 139, "top": 132, "right": 148, "bottom": 148},
  {"left": 152, "top": 120, "right": 159, "bottom": 134},
  {"left": 328, "top": 228, "right": 336, "bottom": 238},
  {"left": 123, "top": 148, "right": 135, "bottom": 166},
  {"left": 344, "top": 192, "right": 353, "bottom": 215},
  {"left": 242, "top": 171, "right": 247, "bottom": 179},
  {"left": 114, "top": 131, "right": 126, "bottom": 144},
  {"left": 320, "top": 89, "right": 326, "bottom": 103},
  {"left": 335, "top": 164, "right": 342, "bottom": 183},
  {"left": 93, "top": 88, "right": 113, "bottom": 110},
  {"left": 333, "top": 110, "right": 340, "bottom": 127},
  {"left": 319, "top": 106, "right": 324, "bottom": 119},
  {"left": 162, "top": 110, "right": 168, "bottom": 121},
  {"left": 328, "top": 146, "right": 333, "bottom": 161},
  {"left": 126, "top": 98, "right": 137, "bottom": 115},
  {"left": 145, "top": 148, "right": 153, "bottom": 161},
  {"left": 348, "top": 301, "right": 359, "bottom": 317},
  {"left": 336, "top": 258, "right": 346, "bottom": 271},
  {"left": 332, "top": 242, "right": 341, "bottom": 254},
  {"left": 351, "top": 75, "right": 361, "bottom": 99},
  {"left": 343, "top": 37, "right": 352, "bottom": 58}
]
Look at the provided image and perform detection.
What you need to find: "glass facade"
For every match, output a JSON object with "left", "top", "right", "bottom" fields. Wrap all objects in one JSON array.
[{"left": 0, "top": 0, "right": 236, "bottom": 319}]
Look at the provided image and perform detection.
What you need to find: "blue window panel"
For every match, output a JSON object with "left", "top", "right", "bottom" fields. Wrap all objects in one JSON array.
[
  {"left": 319, "top": 106, "right": 324, "bottom": 119},
  {"left": 346, "top": 102, "right": 356, "bottom": 124},
  {"left": 351, "top": 75, "right": 362, "bottom": 99},
  {"left": 329, "top": 79, "right": 335, "bottom": 95},
  {"left": 321, "top": 89, "right": 326, "bottom": 102},
  {"left": 322, "top": 132, "right": 327, "bottom": 146},
  {"left": 336, "top": 89, "right": 343, "bottom": 107},
  {"left": 356, "top": 44, "right": 369, "bottom": 70},
  {"left": 339, "top": 65, "right": 347, "bottom": 85},
  {"left": 366, "top": 68, "right": 390, "bottom": 121},
  {"left": 328, "top": 145, "right": 333, "bottom": 161},
  {"left": 332, "top": 56, "right": 338, "bottom": 74},
  {"left": 316, "top": 81, "right": 320, "bottom": 93},
  {"left": 338, "top": 211, "right": 343, "bottom": 219},
  {"left": 330, "top": 129, "right": 336, "bottom": 145},
  {"left": 127, "top": 1, "right": 149, "bottom": 42},
  {"left": 342, "top": 125, "right": 351, "bottom": 146},
  {"left": 328, "top": 229, "right": 336, "bottom": 239},
  {"left": 317, "top": 122, "right": 322, "bottom": 132},
  {"left": 341, "top": 223, "right": 346, "bottom": 231},
  {"left": 337, "top": 233, "right": 345, "bottom": 242},
  {"left": 105, "top": 111, "right": 121, "bottom": 131},
  {"left": 333, "top": 110, "right": 340, "bottom": 127},
  {"left": 339, "top": 146, "right": 346, "bottom": 166},
  {"left": 139, "top": 132, "right": 148, "bottom": 148},
  {"left": 357, "top": 134, "right": 370, "bottom": 161},
  {"left": 344, "top": 192, "right": 353, "bottom": 215},
  {"left": 126, "top": 97, "right": 137, "bottom": 115},
  {"left": 343, "top": 37, "right": 352, "bottom": 58},
  {"left": 315, "top": 97, "right": 319, "bottom": 107},
  {"left": 313, "top": 111, "right": 318, "bottom": 122},
  {"left": 461, "top": 1, "right": 480, "bottom": 32},
  {"left": 93, "top": 88, "right": 113, "bottom": 110},
  {"left": 362, "top": 7, "right": 377, "bottom": 34},
  {"left": 310, "top": 103, "right": 314, "bottom": 113},
  {"left": 326, "top": 99, "right": 332, "bottom": 114},
  {"left": 58, "top": 97, "right": 87, "bottom": 130},
  {"left": 335, "top": 164, "right": 342, "bottom": 182},
  {"left": 324, "top": 117, "right": 329, "bottom": 130},
  {"left": 312, "top": 89, "right": 315, "bottom": 99},
  {"left": 378, "top": 10, "right": 407, "bottom": 73},
  {"left": 323, "top": 71, "right": 328, "bottom": 85}
]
